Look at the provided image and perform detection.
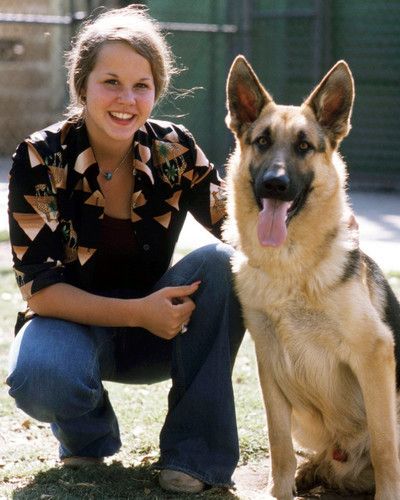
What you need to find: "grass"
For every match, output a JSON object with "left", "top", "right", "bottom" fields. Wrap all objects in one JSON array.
[
  {"left": 0, "top": 230, "right": 9, "bottom": 243},
  {"left": 1, "top": 258, "right": 399, "bottom": 499}
]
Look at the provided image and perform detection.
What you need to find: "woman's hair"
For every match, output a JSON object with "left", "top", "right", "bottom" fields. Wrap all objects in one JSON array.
[{"left": 65, "top": 4, "right": 177, "bottom": 120}]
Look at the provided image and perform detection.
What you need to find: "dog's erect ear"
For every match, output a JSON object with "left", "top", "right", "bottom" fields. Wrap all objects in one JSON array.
[
  {"left": 226, "top": 55, "right": 273, "bottom": 136},
  {"left": 304, "top": 60, "right": 354, "bottom": 147}
]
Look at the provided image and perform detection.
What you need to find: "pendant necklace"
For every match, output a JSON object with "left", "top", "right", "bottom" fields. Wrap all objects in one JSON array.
[{"left": 99, "top": 147, "right": 131, "bottom": 181}]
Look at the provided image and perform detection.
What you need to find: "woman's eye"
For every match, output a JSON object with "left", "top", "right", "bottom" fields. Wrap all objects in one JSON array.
[
  {"left": 135, "top": 82, "right": 153, "bottom": 91},
  {"left": 105, "top": 79, "right": 118, "bottom": 86}
]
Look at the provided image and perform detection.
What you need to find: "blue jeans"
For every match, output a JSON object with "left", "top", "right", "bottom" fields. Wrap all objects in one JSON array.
[{"left": 7, "top": 243, "right": 245, "bottom": 487}]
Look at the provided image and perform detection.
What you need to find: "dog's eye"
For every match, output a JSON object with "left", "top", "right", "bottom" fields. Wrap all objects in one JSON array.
[
  {"left": 297, "top": 141, "right": 312, "bottom": 154},
  {"left": 254, "top": 136, "right": 271, "bottom": 149}
]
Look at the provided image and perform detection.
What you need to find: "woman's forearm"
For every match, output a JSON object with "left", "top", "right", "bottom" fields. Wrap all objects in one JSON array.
[
  {"left": 26, "top": 281, "right": 200, "bottom": 339},
  {"left": 27, "top": 283, "right": 142, "bottom": 327}
]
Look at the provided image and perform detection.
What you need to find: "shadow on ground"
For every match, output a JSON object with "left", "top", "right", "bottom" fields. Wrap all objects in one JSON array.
[{"left": 11, "top": 461, "right": 241, "bottom": 499}]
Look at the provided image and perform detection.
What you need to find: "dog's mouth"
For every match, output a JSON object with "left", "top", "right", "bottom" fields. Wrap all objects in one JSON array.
[{"left": 256, "top": 188, "right": 310, "bottom": 247}]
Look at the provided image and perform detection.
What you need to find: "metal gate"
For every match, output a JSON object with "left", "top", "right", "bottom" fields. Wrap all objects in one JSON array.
[
  {"left": 0, "top": 0, "right": 92, "bottom": 156},
  {"left": 149, "top": 0, "right": 400, "bottom": 180},
  {"left": 140, "top": 0, "right": 333, "bottom": 169},
  {"left": 1, "top": 0, "right": 399, "bottom": 182}
]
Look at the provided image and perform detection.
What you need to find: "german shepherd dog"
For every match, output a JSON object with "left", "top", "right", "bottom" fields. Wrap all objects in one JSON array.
[{"left": 224, "top": 56, "right": 400, "bottom": 499}]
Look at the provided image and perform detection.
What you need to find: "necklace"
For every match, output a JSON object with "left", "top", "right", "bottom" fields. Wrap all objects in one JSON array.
[{"left": 99, "top": 147, "right": 131, "bottom": 181}]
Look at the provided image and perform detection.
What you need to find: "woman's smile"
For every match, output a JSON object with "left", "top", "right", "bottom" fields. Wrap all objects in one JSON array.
[{"left": 108, "top": 111, "right": 136, "bottom": 126}]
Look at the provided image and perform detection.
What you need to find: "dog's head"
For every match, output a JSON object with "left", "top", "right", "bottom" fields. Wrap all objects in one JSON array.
[{"left": 226, "top": 56, "right": 354, "bottom": 247}]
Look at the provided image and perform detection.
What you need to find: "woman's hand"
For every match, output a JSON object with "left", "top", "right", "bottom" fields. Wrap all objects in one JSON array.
[{"left": 137, "top": 282, "right": 201, "bottom": 339}]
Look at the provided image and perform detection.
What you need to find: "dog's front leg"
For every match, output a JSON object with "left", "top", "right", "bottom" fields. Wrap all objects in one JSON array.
[
  {"left": 256, "top": 354, "right": 297, "bottom": 500},
  {"left": 350, "top": 325, "right": 400, "bottom": 500}
]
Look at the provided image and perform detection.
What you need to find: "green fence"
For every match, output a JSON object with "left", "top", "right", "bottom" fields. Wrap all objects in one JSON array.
[
  {"left": 145, "top": 0, "right": 239, "bottom": 168},
  {"left": 147, "top": 0, "right": 400, "bottom": 179},
  {"left": 1, "top": 0, "right": 399, "bottom": 181}
]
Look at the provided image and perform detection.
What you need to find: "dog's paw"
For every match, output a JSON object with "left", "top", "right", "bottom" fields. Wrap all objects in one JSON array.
[
  {"left": 295, "top": 459, "right": 321, "bottom": 494},
  {"left": 267, "top": 480, "right": 296, "bottom": 500}
]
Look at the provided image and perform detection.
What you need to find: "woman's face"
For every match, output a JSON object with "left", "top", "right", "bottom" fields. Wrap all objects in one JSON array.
[{"left": 83, "top": 41, "right": 155, "bottom": 151}]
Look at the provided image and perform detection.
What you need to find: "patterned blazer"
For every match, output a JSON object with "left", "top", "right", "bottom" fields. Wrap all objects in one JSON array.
[{"left": 8, "top": 119, "right": 226, "bottom": 304}]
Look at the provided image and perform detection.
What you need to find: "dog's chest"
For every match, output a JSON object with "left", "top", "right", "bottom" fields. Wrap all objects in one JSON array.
[
  {"left": 256, "top": 316, "right": 361, "bottom": 428},
  {"left": 273, "top": 322, "right": 339, "bottom": 393},
  {"left": 237, "top": 267, "right": 355, "bottom": 408},
  {"left": 251, "top": 298, "right": 364, "bottom": 425}
]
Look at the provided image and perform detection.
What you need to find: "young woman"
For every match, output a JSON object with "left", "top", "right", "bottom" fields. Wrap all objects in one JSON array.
[{"left": 6, "top": 5, "right": 244, "bottom": 494}]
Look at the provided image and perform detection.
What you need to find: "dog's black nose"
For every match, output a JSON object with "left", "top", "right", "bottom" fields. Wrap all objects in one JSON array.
[{"left": 262, "top": 170, "right": 290, "bottom": 196}]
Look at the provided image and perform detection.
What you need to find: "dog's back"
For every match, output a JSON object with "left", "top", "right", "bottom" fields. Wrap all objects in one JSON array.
[{"left": 363, "top": 253, "right": 400, "bottom": 385}]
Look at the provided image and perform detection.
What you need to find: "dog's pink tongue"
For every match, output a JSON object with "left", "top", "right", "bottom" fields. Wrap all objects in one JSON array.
[{"left": 257, "top": 198, "right": 291, "bottom": 247}]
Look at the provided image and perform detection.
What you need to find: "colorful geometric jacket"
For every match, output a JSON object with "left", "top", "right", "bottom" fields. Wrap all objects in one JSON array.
[{"left": 8, "top": 119, "right": 226, "bottom": 303}]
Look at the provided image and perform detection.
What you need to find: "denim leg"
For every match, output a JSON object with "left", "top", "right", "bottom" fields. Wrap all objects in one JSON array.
[
  {"left": 7, "top": 317, "right": 120, "bottom": 458},
  {"left": 155, "top": 243, "right": 245, "bottom": 487}
]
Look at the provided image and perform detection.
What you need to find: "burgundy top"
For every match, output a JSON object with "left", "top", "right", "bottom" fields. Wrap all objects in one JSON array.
[{"left": 93, "top": 214, "right": 141, "bottom": 293}]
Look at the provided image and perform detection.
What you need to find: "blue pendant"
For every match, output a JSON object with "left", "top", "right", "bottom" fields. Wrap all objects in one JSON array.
[{"left": 103, "top": 172, "right": 113, "bottom": 181}]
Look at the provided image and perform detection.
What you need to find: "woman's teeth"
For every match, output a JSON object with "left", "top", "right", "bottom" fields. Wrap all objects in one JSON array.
[{"left": 110, "top": 112, "right": 133, "bottom": 120}]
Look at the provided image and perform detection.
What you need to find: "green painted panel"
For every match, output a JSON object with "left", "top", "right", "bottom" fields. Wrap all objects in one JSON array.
[
  {"left": 146, "top": 0, "right": 233, "bottom": 166},
  {"left": 138, "top": 0, "right": 400, "bottom": 174},
  {"left": 332, "top": 0, "right": 400, "bottom": 172}
]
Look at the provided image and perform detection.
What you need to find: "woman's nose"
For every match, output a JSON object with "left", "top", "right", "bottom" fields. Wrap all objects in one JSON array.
[{"left": 118, "top": 88, "right": 136, "bottom": 104}]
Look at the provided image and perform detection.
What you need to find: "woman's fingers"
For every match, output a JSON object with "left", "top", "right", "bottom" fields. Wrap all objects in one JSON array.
[
  {"left": 139, "top": 282, "right": 201, "bottom": 339},
  {"left": 168, "top": 282, "right": 201, "bottom": 302}
]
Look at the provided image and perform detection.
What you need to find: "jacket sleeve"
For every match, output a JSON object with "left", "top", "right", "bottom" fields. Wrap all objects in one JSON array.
[
  {"left": 8, "top": 140, "right": 66, "bottom": 300},
  {"left": 180, "top": 128, "right": 227, "bottom": 239}
]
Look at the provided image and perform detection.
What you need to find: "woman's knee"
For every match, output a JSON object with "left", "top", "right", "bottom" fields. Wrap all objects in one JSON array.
[
  {"left": 180, "top": 243, "right": 234, "bottom": 284},
  {"left": 7, "top": 318, "right": 103, "bottom": 422},
  {"left": 8, "top": 356, "right": 103, "bottom": 422}
]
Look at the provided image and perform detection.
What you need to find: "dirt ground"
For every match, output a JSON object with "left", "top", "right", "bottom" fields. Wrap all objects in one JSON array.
[{"left": 232, "top": 460, "right": 373, "bottom": 500}]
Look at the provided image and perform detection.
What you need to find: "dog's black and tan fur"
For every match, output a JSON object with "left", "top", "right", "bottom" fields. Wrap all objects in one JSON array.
[{"left": 224, "top": 56, "right": 400, "bottom": 499}]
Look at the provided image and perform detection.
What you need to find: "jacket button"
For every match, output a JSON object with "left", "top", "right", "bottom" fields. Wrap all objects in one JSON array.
[{"left": 143, "top": 244, "right": 150, "bottom": 251}]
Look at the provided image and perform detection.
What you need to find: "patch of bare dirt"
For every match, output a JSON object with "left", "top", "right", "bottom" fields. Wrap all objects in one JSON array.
[
  {"left": 232, "top": 459, "right": 373, "bottom": 499},
  {"left": 232, "top": 459, "right": 268, "bottom": 499}
]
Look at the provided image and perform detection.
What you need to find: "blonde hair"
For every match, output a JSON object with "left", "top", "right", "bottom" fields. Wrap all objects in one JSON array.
[{"left": 65, "top": 4, "right": 177, "bottom": 120}]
